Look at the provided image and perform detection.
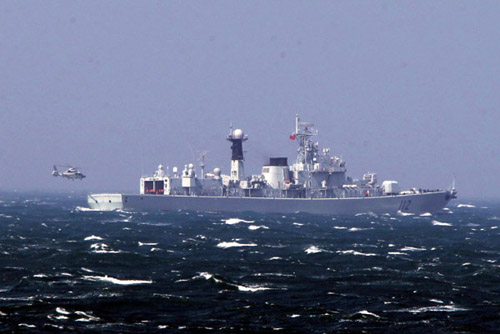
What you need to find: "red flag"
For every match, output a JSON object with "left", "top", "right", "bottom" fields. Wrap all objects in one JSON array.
[{"left": 289, "top": 134, "right": 296, "bottom": 140}]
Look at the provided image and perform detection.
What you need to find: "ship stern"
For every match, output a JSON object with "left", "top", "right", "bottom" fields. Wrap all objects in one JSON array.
[{"left": 87, "top": 193, "right": 124, "bottom": 211}]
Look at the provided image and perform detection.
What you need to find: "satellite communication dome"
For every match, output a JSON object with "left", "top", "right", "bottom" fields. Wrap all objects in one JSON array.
[
  {"left": 233, "top": 128, "right": 244, "bottom": 139},
  {"left": 188, "top": 163, "right": 194, "bottom": 169}
]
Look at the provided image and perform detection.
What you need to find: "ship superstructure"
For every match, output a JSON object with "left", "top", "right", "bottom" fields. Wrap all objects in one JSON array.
[{"left": 88, "top": 115, "right": 456, "bottom": 214}]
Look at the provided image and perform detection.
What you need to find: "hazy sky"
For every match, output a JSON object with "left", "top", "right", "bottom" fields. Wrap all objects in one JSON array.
[{"left": 1, "top": 1, "right": 499, "bottom": 199}]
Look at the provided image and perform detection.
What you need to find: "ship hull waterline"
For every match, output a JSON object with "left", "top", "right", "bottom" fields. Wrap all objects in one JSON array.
[{"left": 87, "top": 191, "right": 452, "bottom": 215}]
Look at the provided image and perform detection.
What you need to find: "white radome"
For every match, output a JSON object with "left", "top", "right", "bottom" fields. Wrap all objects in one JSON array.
[{"left": 233, "top": 129, "right": 244, "bottom": 139}]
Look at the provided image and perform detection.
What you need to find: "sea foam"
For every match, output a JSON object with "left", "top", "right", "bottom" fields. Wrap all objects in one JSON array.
[{"left": 83, "top": 275, "right": 153, "bottom": 285}]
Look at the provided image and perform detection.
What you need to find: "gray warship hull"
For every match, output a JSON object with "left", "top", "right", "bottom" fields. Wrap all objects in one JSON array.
[
  {"left": 87, "top": 116, "right": 456, "bottom": 215},
  {"left": 88, "top": 190, "right": 453, "bottom": 215}
]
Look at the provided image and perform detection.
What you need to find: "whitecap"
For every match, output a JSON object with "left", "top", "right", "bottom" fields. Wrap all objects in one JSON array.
[
  {"left": 236, "top": 284, "right": 270, "bottom": 292},
  {"left": 18, "top": 323, "right": 36, "bottom": 328},
  {"left": 56, "top": 307, "right": 71, "bottom": 315},
  {"left": 197, "top": 272, "right": 270, "bottom": 292},
  {"left": 397, "top": 211, "right": 414, "bottom": 216},
  {"left": 81, "top": 267, "right": 94, "bottom": 273},
  {"left": 388, "top": 251, "right": 407, "bottom": 255},
  {"left": 269, "top": 257, "right": 282, "bottom": 260},
  {"left": 432, "top": 220, "right": 452, "bottom": 226},
  {"left": 305, "top": 246, "right": 323, "bottom": 254},
  {"left": 217, "top": 241, "right": 257, "bottom": 248},
  {"left": 90, "top": 243, "right": 122, "bottom": 254},
  {"left": 420, "top": 212, "right": 432, "bottom": 217},
  {"left": 430, "top": 299, "right": 444, "bottom": 304},
  {"left": 356, "top": 310, "right": 380, "bottom": 318},
  {"left": 198, "top": 272, "right": 213, "bottom": 280},
  {"left": 83, "top": 275, "right": 152, "bottom": 285},
  {"left": 222, "top": 218, "right": 255, "bottom": 225},
  {"left": 355, "top": 212, "right": 374, "bottom": 216},
  {"left": 248, "top": 225, "right": 269, "bottom": 230},
  {"left": 75, "top": 206, "right": 103, "bottom": 212},
  {"left": 348, "top": 227, "right": 372, "bottom": 232},
  {"left": 394, "top": 305, "right": 469, "bottom": 313},
  {"left": 74, "top": 310, "right": 100, "bottom": 322},
  {"left": 400, "top": 246, "right": 426, "bottom": 251},
  {"left": 138, "top": 241, "right": 158, "bottom": 246},
  {"left": 84, "top": 235, "right": 103, "bottom": 241},
  {"left": 293, "top": 222, "right": 304, "bottom": 226},
  {"left": 33, "top": 273, "right": 48, "bottom": 278},
  {"left": 333, "top": 226, "right": 347, "bottom": 230},
  {"left": 457, "top": 204, "right": 475, "bottom": 208},
  {"left": 337, "top": 250, "right": 377, "bottom": 257}
]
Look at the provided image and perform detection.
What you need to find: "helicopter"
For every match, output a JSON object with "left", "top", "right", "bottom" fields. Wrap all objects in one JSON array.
[{"left": 52, "top": 165, "right": 86, "bottom": 180}]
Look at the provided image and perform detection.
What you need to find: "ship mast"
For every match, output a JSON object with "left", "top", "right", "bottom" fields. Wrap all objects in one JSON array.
[
  {"left": 294, "top": 114, "right": 318, "bottom": 171},
  {"left": 226, "top": 125, "right": 248, "bottom": 183}
]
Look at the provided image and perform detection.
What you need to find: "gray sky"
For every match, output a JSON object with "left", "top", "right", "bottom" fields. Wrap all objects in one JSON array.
[{"left": 1, "top": 1, "right": 499, "bottom": 199}]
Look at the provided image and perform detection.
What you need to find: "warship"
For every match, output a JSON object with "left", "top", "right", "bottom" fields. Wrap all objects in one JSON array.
[{"left": 88, "top": 115, "right": 456, "bottom": 215}]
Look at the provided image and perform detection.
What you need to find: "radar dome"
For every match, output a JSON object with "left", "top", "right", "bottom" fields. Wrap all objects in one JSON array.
[
  {"left": 233, "top": 128, "right": 244, "bottom": 139},
  {"left": 213, "top": 168, "right": 221, "bottom": 176}
]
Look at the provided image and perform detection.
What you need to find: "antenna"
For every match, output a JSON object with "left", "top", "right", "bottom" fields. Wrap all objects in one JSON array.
[{"left": 197, "top": 150, "right": 209, "bottom": 179}]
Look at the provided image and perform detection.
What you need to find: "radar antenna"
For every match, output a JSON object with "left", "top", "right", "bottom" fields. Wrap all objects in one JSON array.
[{"left": 197, "top": 150, "right": 209, "bottom": 179}]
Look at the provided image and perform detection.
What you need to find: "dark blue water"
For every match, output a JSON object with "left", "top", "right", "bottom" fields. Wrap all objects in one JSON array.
[{"left": 1, "top": 192, "right": 499, "bottom": 333}]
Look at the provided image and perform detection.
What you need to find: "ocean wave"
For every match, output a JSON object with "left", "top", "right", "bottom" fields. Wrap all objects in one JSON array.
[
  {"left": 83, "top": 275, "right": 153, "bottom": 285},
  {"left": 75, "top": 310, "right": 101, "bottom": 322},
  {"left": 197, "top": 272, "right": 271, "bottom": 292},
  {"left": 248, "top": 225, "right": 269, "bottom": 230},
  {"left": 217, "top": 241, "right": 257, "bottom": 248},
  {"left": 400, "top": 246, "right": 427, "bottom": 252},
  {"left": 84, "top": 235, "right": 103, "bottom": 241},
  {"left": 337, "top": 250, "right": 377, "bottom": 257},
  {"left": 222, "top": 218, "right": 255, "bottom": 225},
  {"left": 457, "top": 204, "right": 475, "bottom": 208},
  {"left": 305, "top": 246, "right": 324, "bottom": 254},
  {"left": 431, "top": 220, "right": 452, "bottom": 226},
  {"left": 396, "top": 211, "right": 415, "bottom": 216},
  {"left": 56, "top": 307, "right": 71, "bottom": 315},
  {"left": 33, "top": 273, "right": 48, "bottom": 278},
  {"left": 75, "top": 206, "right": 105, "bottom": 212},
  {"left": 90, "top": 243, "right": 122, "bottom": 254},
  {"left": 391, "top": 305, "right": 469, "bottom": 313},
  {"left": 348, "top": 227, "right": 373, "bottom": 232},
  {"left": 355, "top": 310, "right": 381, "bottom": 318},
  {"left": 138, "top": 241, "right": 158, "bottom": 246},
  {"left": 388, "top": 251, "right": 408, "bottom": 256}
]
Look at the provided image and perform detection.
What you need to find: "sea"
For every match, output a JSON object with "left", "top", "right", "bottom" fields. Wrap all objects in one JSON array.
[{"left": 1, "top": 192, "right": 499, "bottom": 333}]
